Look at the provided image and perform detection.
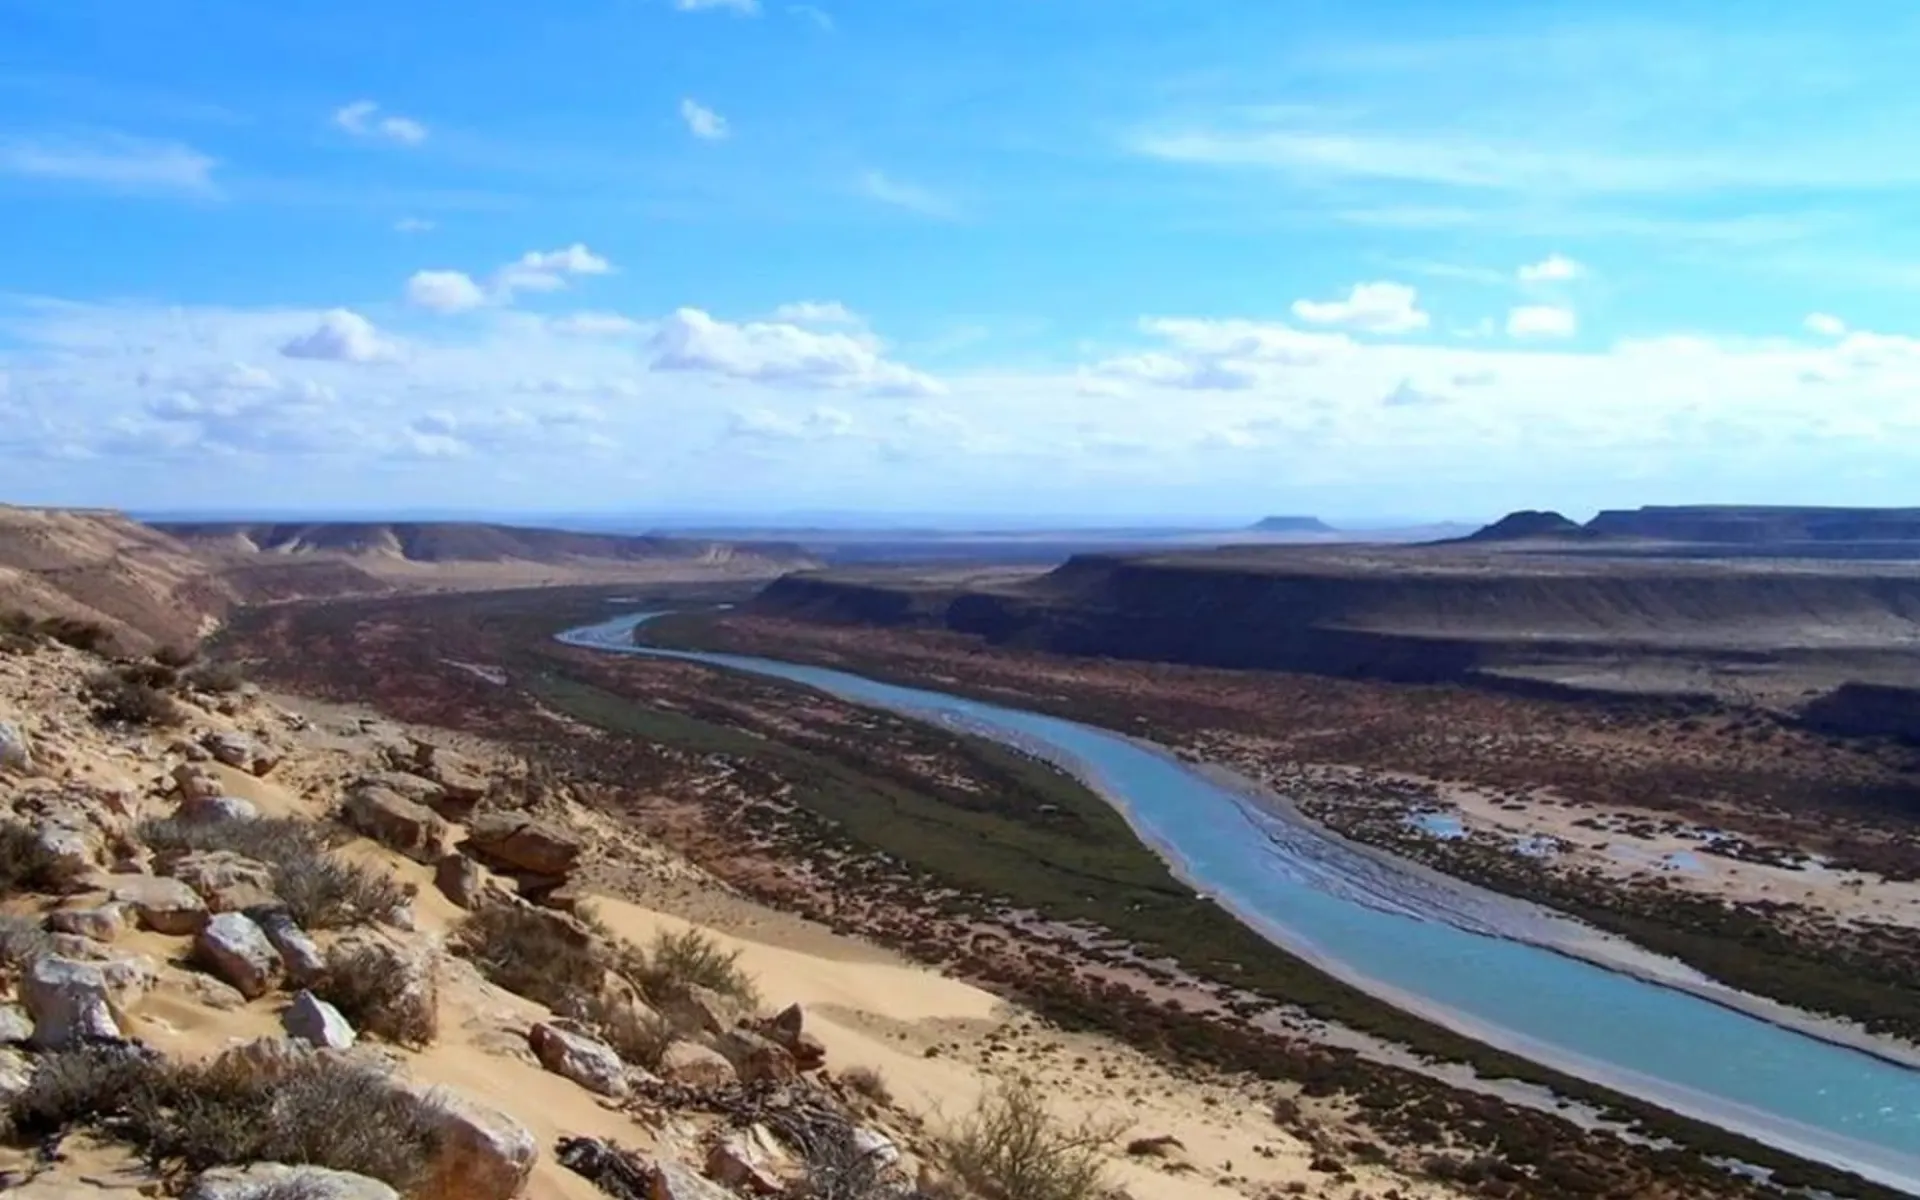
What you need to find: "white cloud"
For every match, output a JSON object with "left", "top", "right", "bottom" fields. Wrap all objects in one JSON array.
[
  {"left": 1806, "top": 312, "right": 1848, "bottom": 338},
  {"left": 770, "top": 301, "right": 861, "bottom": 326},
  {"left": 394, "top": 217, "right": 436, "bottom": 234},
  {"left": 680, "top": 99, "right": 730, "bottom": 141},
  {"left": 1142, "top": 317, "right": 1352, "bottom": 363},
  {"left": 859, "top": 170, "right": 961, "bottom": 220},
  {"left": 729, "top": 406, "right": 858, "bottom": 441},
  {"left": 675, "top": 0, "right": 759, "bottom": 11},
  {"left": 0, "top": 133, "right": 216, "bottom": 195},
  {"left": 650, "top": 307, "right": 942, "bottom": 396},
  {"left": 406, "top": 270, "right": 488, "bottom": 313},
  {"left": 789, "top": 4, "right": 833, "bottom": 29},
  {"left": 1383, "top": 380, "right": 1449, "bottom": 408},
  {"left": 550, "top": 312, "right": 643, "bottom": 336},
  {"left": 332, "top": 100, "right": 429, "bottom": 146},
  {"left": 279, "top": 310, "right": 399, "bottom": 363},
  {"left": 1518, "top": 254, "right": 1586, "bottom": 283},
  {"left": 1095, "top": 352, "right": 1257, "bottom": 391},
  {"left": 495, "top": 244, "right": 612, "bottom": 296},
  {"left": 1291, "top": 282, "right": 1429, "bottom": 334},
  {"left": 1506, "top": 305, "right": 1578, "bottom": 339}
]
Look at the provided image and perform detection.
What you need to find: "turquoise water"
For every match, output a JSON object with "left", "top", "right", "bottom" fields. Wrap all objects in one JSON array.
[{"left": 561, "top": 615, "right": 1920, "bottom": 1191}]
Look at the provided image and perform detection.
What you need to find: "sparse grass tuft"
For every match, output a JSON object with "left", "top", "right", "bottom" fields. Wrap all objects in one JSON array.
[
  {"left": 7, "top": 1044, "right": 441, "bottom": 1189},
  {"left": 941, "top": 1082, "right": 1117, "bottom": 1200},
  {"left": 450, "top": 901, "right": 610, "bottom": 1012},
  {"left": 138, "top": 816, "right": 406, "bottom": 930},
  {"left": 312, "top": 942, "right": 439, "bottom": 1047},
  {"left": 0, "top": 820, "right": 63, "bottom": 896},
  {"left": 636, "top": 927, "right": 759, "bottom": 1010},
  {"left": 86, "top": 670, "right": 185, "bottom": 728}
]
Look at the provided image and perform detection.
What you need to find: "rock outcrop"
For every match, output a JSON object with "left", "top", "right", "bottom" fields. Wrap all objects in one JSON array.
[
  {"left": 283, "top": 989, "right": 357, "bottom": 1049},
  {"left": 185, "top": 1164, "right": 400, "bottom": 1200},
  {"left": 529, "top": 1021, "right": 630, "bottom": 1097},
  {"left": 343, "top": 784, "right": 450, "bottom": 864},
  {"left": 23, "top": 955, "right": 122, "bottom": 1047},
  {"left": 194, "top": 912, "right": 282, "bottom": 999}
]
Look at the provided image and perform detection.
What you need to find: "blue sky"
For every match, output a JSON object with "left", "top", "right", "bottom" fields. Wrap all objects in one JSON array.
[{"left": 4, "top": 0, "right": 1920, "bottom": 523}]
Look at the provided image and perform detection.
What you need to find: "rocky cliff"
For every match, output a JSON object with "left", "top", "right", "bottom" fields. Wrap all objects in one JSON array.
[
  {"left": 0, "top": 505, "right": 232, "bottom": 651},
  {"left": 1586, "top": 506, "right": 1920, "bottom": 544},
  {"left": 156, "top": 521, "right": 816, "bottom": 569}
]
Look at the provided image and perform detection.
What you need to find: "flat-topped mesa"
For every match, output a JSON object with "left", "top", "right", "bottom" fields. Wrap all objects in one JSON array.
[
  {"left": 1249, "top": 515, "right": 1337, "bottom": 534},
  {"left": 1586, "top": 505, "right": 1920, "bottom": 544}
]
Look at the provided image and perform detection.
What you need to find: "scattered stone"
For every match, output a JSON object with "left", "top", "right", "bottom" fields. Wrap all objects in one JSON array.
[
  {"left": 529, "top": 1021, "right": 629, "bottom": 1098},
  {"left": 170, "top": 737, "right": 212, "bottom": 763},
  {"left": 465, "top": 811, "right": 582, "bottom": 877},
  {"left": 426, "top": 752, "right": 488, "bottom": 817},
  {"left": 759, "top": 1003, "right": 827, "bottom": 1071},
  {"left": 110, "top": 874, "right": 210, "bottom": 935},
  {"left": 45, "top": 902, "right": 129, "bottom": 943},
  {"left": 214, "top": 1035, "right": 313, "bottom": 1083},
  {"left": 705, "top": 1126, "right": 795, "bottom": 1196},
  {"left": 658, "top": 1040, "right": 737, "bottom": 1089},
  {"left": 173, "top": 762, "right": 223, "bottom": 802},
  {"left": 30, "top": 823, "right": 103, "bottom": 891},
  {"left": 253, "top": 908, "right": 326, "bottom": 984},
  {"left": 653, "top": 1160, "right": 735, "bottom": 1200},
  {"left": 433, "top": 852, "right": 506, "bottom": 910},
  {"left": 0, "top": 719, "right": 32, "bottom": 773},
  {"left": 167, "top": 849, "right": 277, "bottom": 912},
  {"left": 852, "top": 1128, "right": 900, "bottom": 1168},
  {"left": 194, "top": 911, "right": 282, "bottom": 999},
  {"left": 202, "top": 731, "right": 276, "bottom": 775},
  {"left": 718, "top": 1029, "right": 798, "bottom": 1084},
  {"left": 356, "top": 770, "right": 448, "bottom": 809},
  {"left": 663, "top": 984, "right": 741, "bottom": 1038},
  {"left": 343, "top": 784, "right": 450, "bottom": 864},
  {"left": 0, "top": 1002, "right": 32, "bottom": 1044},
  {"left": 179, "top": 972, "right": 249, "bottom": 1011},
  {"left": 23, "top": 955, "right": 121, "bottom": 1048},
  {"left": 186, "top": 1163, "right": 399, "bottom": 1200},
  {"left": 1126, "top": 1135, "right": 1189, "bottom": 1160},
  {"left": 284, "top": 989, "right": 357, "bottom": 1049},
  {"left": 411, "top": 1087, "right": 539, "bottom": 1200},
  {"left": 176, "top": 794, "right": 259, "bottom": 824},
  {"left": 0, "top": 1047, "right": 31, "bottom": 1104}
]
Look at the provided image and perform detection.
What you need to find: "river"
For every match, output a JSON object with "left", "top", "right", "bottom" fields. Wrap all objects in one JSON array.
[{"left": 560, "top": 613, "right": 1920, "bottom": 1193}]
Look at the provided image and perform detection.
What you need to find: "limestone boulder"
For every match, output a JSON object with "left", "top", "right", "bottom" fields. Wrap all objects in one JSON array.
[
  {"left": 663, "top": 984, "right": 742, "bottom": 1038},
  {"left": 718, "top": 1028, "right": 798, "bottom": 1084},
  {"left": 202, "top": 731, "right": 278, "bottom": 776},
  {"left": 173, "top": 762, "right": 222, "bottom": 802},
  {"left": 166, "top": 850, "right": 277, "bottom": 912},
  {"left": 175, "top": 794, "right": 259, "bottom": 824},
  {"left": 253, "top": 908, "right": 326, "bottom": 985},
  {"left": 186, "top": 1163, "right": 399, "bottom": 1200},
  {"left": 0, "top": 1001, "right": 32, "bottom": 1044},
  {"left": 705, "top": 1126, "right": 798, "bottom": 1196},
  {"left": 343, "top": 785, "right": 450, "bottom": 864},
  {"left": 110, "top": 873, "right": 209, "bottom": 935},
  {"left": 528, "top": 1021, "right": 629, "bottom": 1098},
  {"left": 653, "top": 1161, "right": 736, "bottom": 1200},
  {"left": 0, "top": 719, "right": 32, "bottom": 773},
  {"left": 23, "top": 955, "right": 122, "bottom": 1048},
  {"left": 433, "top": 852, "right": 508, "bottom": 910},
  {"left": 465, "top": 812, "right": 582, "bottom": 877},
  {"left": 194, "top": 911, "right": 282, "bottom": 999},
  {"left": 45, "top": 902, "right": 128, "bottom": 943},
  {"left": 283, "top": 989, "right": 356, "bottom": 1049},
  {"left": 410, "top": 1087, "right": 538, "bottom": 1200},
  {"left": 0, "top": 1046, "right": 31, "bottom": 1105},
  {"left": 658, "top": 1040, "right": 737, "bottom": 1089}
]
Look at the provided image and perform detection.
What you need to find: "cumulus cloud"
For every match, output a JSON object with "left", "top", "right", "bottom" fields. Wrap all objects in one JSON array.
[
  {"left": 771, "top": 301, "right": 861, "bottom": 326},
  {"left": 1806, "top": 312, "right": 1848, "bottom": 338},
  {"left": 729, "top": 406, "right": 857, "bottom": 441},
  {"left": 406, "top": 270, "right": 488, "bottom": 313},
  {"left": 332, "top": 100, "right": 428, "bottom": 146},
  {"left": 0, "top": 133, "right": 218, "bottom": 196},
  {"left": 550, "top": 312, "right": 642, "bottom": 336},
  {"left": 279, "top": 310, "right": 399, "bottom": 363},
  {"left": 1517, "top": 254, "right": 1586, "bottom": 283},
  {"left": 1507, "top": 305, "right": 1577, "bottom": 339},
  {"left": 1383, "top": 380, "right": 1449, "bottom": 408},
  {"left": 680, "top": 99, "right": 730, "bottom": 140},
  {"left": 650, "top": 307, "right": 942, "bottom": 396},
  {"left": 1142, "top": 317, "right": 1352, "bottom": 364},
  {"left": 1095, "top": 353, "right": 1257, "bottom": 391},
  {"left": 1290, "top": 282, "right": 1430, "bottom": 334}
]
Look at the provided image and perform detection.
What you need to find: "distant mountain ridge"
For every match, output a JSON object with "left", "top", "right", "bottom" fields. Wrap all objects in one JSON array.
[
  {"left": 1250, "top": 515, "right": 1336, "bottom": 534},
  {"left": 153, "top": 521, "right": 816, "bottom": 568},
  {"left": 1461, "top": 505, "right": 1920, "bottom": 549}
]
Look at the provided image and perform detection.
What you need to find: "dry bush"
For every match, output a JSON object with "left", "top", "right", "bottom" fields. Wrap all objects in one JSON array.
[
  {"left": 313, "top": 943, "right": 439, "bottom": 1047},
  {"left": 38, "top": 617, "right": 116, "bottom": 654},
  {"left": 139, "top": 816, "right": 406, "bottom": 930},
  {"left": 0, "top": 821, "right": 63, "bottom": 896},
  {"left": 636, "top": 927, "right": 759, "bottom": 1009},
  {"left": 451, "top": 901, "right": 613, "bottom": 1012},
  {"left": 85, "top": 670, "right": 184, "bottom": 728},
  {"left": 584, "top": 994, "right": 678, "bottom": 1071},
  {"left": 8, "top": 1044, "right": 440, "bottom": 1189},
  {"left": 941, "top": 1082, "right": 1117, "bottom": 1200},
  {"left": 152, "top": 643, "right": 200, "bottom": 669},
  {"left": 841, "top": 1065, "right": 894, "bottom": 1106},
  {"left": 184, "top": 661, "right": 247, "bottom": 694},
  {"left": 0, "top": 610, "right": 38, "bottom": 654},
  {"left": 115, "top": 660, "right": 182, "bottom": 692}
]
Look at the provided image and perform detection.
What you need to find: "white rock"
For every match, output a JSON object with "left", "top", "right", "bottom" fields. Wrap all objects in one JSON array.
[
  {"left": 0, "top": 1002, "right": 32, "bottom": 1044},
  {"left": 528, "top": 1021, "right": 628, "bottom": 1098},
  {"left": 110, "top": 873, "right": 210, "bottom": 935},
  {"left": 185, "top": 1163, "right": 400, "bottom": 1200},
  {"left": 653, "top": 1161, "right": 737, "bottom": 1200},
  {"left": 411, "top": 1087, "right": 538, "bottom": 1200},
  {"left": 853, "top": 1127, "right": 900, "bottom": 1167},
  {"left": 176, "top": 794, "right": 259, "bottom": 823},
  {"left": 254, "top": 909, "right": 325, "bottom": 984},
  {"left": 45, "top": 902, "right": 128, "bottom": 942},
  {"left": 0, "top": 1047, "right": 31, "bottom": 1104},
  {"left": 23, "top": 955, "right": 122, "bottom": 1048},
  {"left": 194, "top": 911, "right": 282, "bottom": 999},
  {"left": 0, "top": 719, "right": 32, "bottom": 773},
  {"left": 284, "top": 989, "right": 357, "bottom": 1050}
]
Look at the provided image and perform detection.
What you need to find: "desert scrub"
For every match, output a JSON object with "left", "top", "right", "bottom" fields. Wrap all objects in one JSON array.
[
  {"left": 184, "top": 661, "right": 247, "bottom": 694},
  {"left": 941, "top": 1082, "right": 1117, "bottom": 1200},
  {"left": 313, "top": 942, "right": 439, "bottom": 1046},
  {"left": 450, "top": 900, "right": 615, "bottom": 1012},
  {"left": 84, "top": 669, "right": 184, "bottom": 728},
  {"left": 636, "top": 927, "right": 759, "bottom": 1010},
  {"left": 5, "top": 1044, "right": 440, "bottom": 1190},
  {"left": 0, "top": 820, "right": 64, "bottom": 896},
  {"left": 841, "top": 1065, "right": 893, "bottom": 1106},
  {"left": 138, "top": 816, "right": 407, "bottom": 930}
]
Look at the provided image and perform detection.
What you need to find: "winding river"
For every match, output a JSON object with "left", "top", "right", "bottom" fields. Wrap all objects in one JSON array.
[{"left": 560, "top": 614, "right": 1920, "bottom": 1193}]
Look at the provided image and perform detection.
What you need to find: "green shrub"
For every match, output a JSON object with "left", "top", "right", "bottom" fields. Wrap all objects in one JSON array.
[{"left": 941, "top": 1082, "right": 1116, "bottom": 1200}]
